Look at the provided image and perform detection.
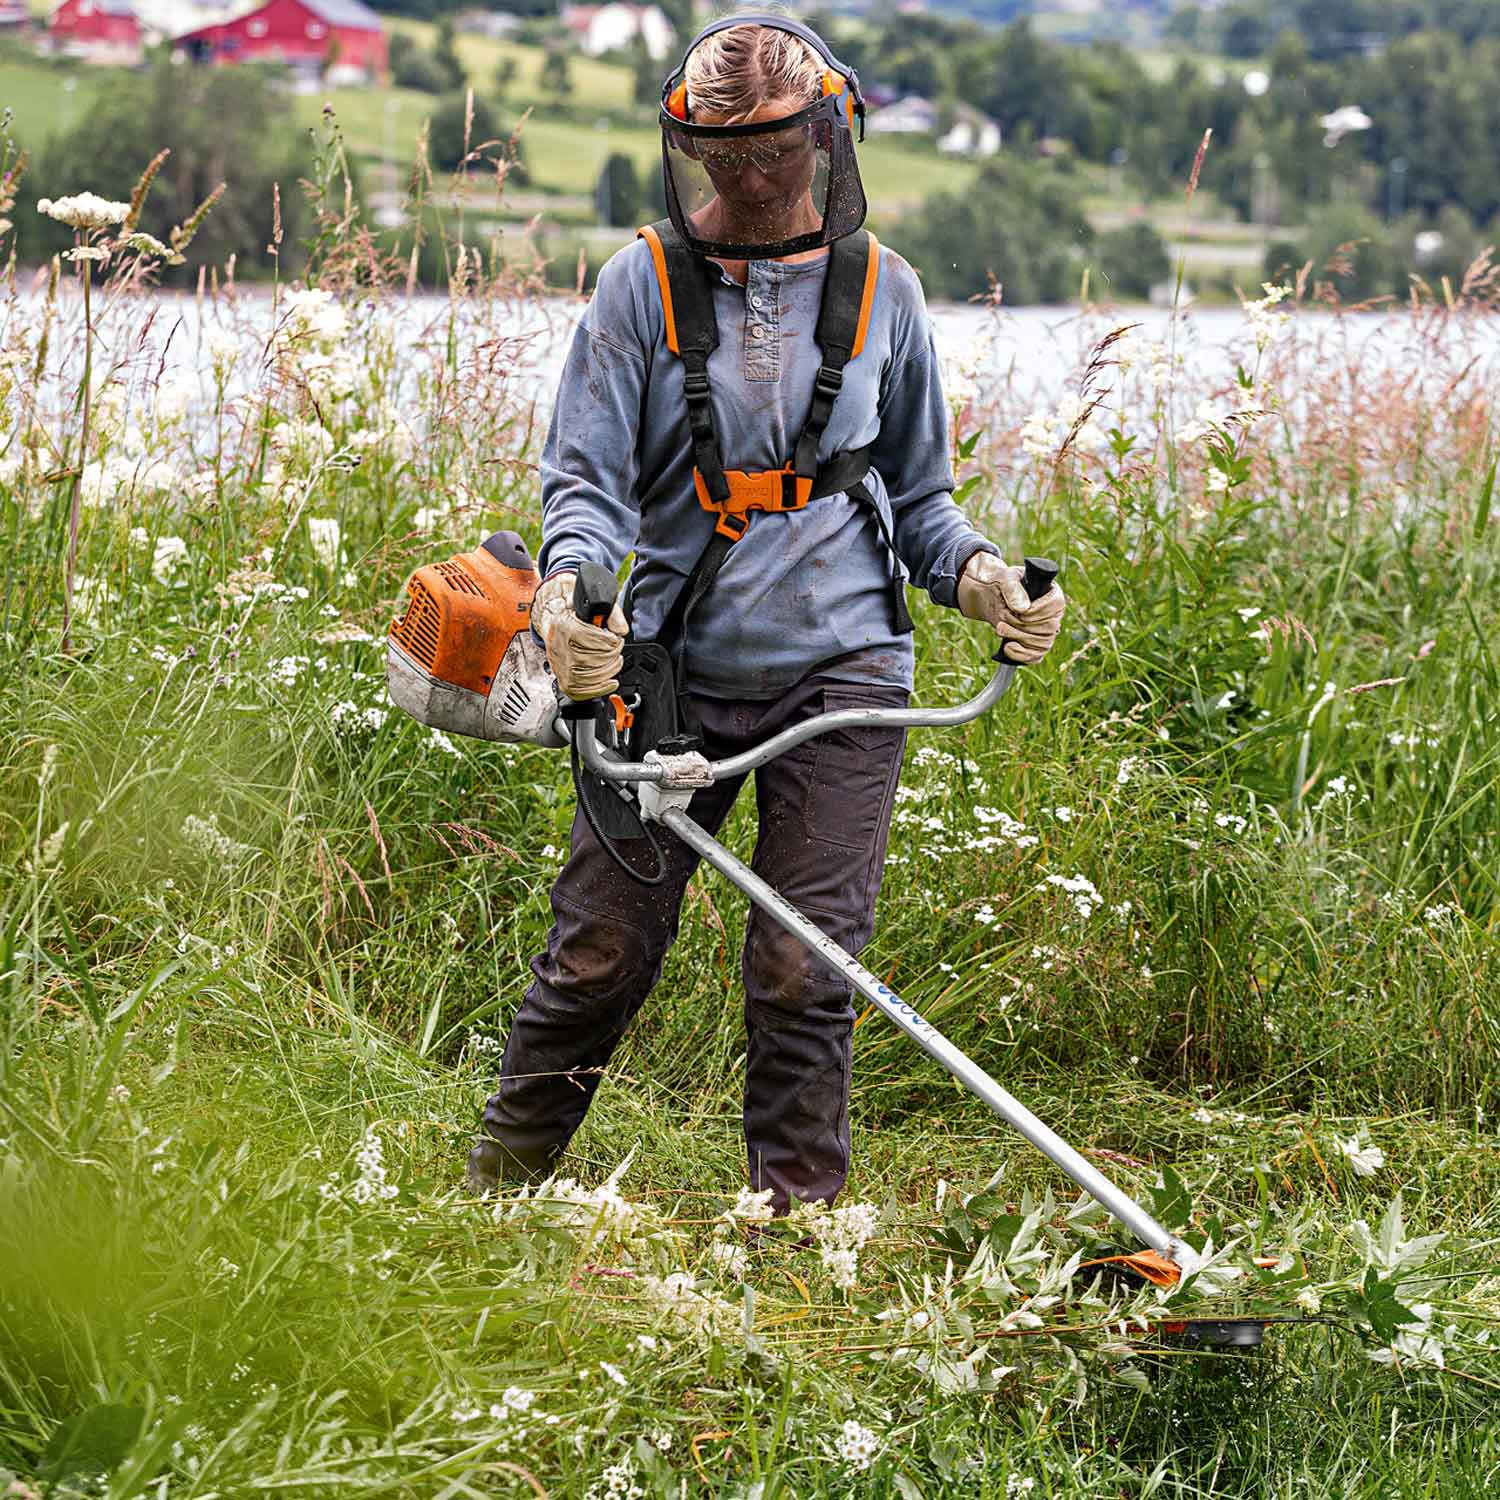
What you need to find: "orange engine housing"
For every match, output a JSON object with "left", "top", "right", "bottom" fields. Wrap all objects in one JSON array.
[{"left": 389, "top": 531, "right": 538, "bottom": 695}]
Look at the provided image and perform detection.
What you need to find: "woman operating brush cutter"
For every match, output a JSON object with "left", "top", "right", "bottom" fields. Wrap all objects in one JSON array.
[{"left": 467, "top": 14, "right": 1067, "bottom": 1212}]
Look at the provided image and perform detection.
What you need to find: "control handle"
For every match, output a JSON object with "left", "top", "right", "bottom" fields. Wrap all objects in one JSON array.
[
  {"left": 995, "top": 556, "right": 1060, "bottom": 665},
  {"left": 573, "top": 561, "right": 620, "bottom": 629}
]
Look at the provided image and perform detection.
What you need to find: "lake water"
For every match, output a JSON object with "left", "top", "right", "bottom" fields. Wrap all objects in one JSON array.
[{"left": 9, "top": 279, "right": 1500, "bottom": 435}]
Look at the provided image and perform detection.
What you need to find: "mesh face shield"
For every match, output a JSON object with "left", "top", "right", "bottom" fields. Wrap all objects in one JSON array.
[
  {"left": 657, "top": 12, "right": 869, "bottom": 262},
  {"left": 659, "top": 93, "right": 866, "bottom": 260}
]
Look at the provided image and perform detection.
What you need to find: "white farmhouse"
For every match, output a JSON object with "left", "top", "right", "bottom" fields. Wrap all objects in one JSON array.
[{"left": 560, "top": 3, "right": 674, "bottom": 62}]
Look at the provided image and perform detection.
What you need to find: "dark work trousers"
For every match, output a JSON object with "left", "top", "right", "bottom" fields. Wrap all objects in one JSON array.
[{"left": 475, "top": 666, "right": 909, "bottom": 1212}]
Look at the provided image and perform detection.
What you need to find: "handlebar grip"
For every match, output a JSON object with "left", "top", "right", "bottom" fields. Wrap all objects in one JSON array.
[
  {"left": 994, "top": 555, "right": 1061, "bottom": 665},
  {"left": 573, "top": 562, "right": 619, "bottom": 629},
  {"left": 1021, "top": 556, "right": 1059, "bottom": 602}
]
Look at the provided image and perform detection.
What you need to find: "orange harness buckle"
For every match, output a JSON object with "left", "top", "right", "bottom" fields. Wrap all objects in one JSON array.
[
  {"left": 693, "top": 466, "right": 816, "bottom": 541},
  {"left": 609, "top": 693, "right": 636, "bottom": 736}
]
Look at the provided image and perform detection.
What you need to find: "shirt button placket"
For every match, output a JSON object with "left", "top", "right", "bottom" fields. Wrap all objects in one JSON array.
[{"left": 744, "top": 262, "right": 779, "bottom": 383}]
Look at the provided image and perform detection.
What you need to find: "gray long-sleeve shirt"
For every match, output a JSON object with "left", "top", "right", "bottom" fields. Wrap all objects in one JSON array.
[{"left": 537, "top": 235, "right": 996, "bottom": 699}]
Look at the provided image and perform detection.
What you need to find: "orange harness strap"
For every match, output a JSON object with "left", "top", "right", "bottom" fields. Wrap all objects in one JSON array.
[{"left": 691, "top": 466, "right": 817, "bottom": 540}]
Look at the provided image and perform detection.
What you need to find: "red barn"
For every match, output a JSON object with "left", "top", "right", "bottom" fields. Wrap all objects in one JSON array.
[
  {"left": 177, "top": 0, "right": 387, "bottom": 81},
  {"left": 49, "top": 0, "right": 144, "bottom": 62}
]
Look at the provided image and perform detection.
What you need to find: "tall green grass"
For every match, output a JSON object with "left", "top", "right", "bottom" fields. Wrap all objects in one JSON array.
[{"left": 1, "top": 126, "right": 1497, "bottom": 1498}]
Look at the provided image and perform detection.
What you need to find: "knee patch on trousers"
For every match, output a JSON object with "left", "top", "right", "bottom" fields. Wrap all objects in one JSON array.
[
  {"left": 744, "top": 919, "right": 844, "bottom": 1012},
  {"left": 538, "top": 891, "right": 662, "bottom": 1006}
]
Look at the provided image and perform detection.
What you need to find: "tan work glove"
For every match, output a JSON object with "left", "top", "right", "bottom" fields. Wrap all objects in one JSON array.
[
  {"left": 531, "top": 569, "right": 629, "bottom": 700},
  {"left": 956, "top": 550, "right": 1066, "bottom": 665}
]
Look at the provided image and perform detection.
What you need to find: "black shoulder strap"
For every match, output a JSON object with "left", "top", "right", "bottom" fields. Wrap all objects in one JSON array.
[
  {"left": 793, "top": 229, "right": 879, "bottom": 478},
  {"left": 641, "top": 219, "right": 731, "bottom": 507}
]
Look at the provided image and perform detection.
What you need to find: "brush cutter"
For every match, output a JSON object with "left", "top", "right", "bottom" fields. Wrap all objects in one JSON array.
[{"left": 388, "top": 532, "right": 1278, "bottom": 1347}]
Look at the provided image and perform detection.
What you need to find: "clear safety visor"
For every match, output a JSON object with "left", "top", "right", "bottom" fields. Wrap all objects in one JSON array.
[{"left": 659, "top": 93, "right": 866, "bottom": 260}]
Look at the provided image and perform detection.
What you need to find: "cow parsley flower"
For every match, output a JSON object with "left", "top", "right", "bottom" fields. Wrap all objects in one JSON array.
[
  {"left": 729, "top": 1185, "right": 776, "bottom": 1223},
  {"left": 37, "top": 192, "right": 131, "bottom": 230},
  {"left": 639, "top": 1272, "right": 738, "bottom": 1339},
  {"left": 280, "top": 287, "right": 351, "bottom": 349},
  {"left": 181, "top": 813, "right": 254, "bottom": 864},
  {"left": 330, "top": 701, "right": 388, "bottom": 735}
]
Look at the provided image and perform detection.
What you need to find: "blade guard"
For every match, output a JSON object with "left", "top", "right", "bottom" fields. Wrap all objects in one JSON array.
[{"left": 387, "top": 530, "right": 564, "bottom": 747}]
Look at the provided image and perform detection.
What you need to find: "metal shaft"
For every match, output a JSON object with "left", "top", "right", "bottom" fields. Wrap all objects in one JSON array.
[{"left": 659, "top": 804, "right": 1191, "bottom": 1263}]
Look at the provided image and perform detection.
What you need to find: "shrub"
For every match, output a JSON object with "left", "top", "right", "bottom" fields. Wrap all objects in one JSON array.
[
  {"left": 427, "top": 93, "right": 527, "bottom": 180},
  {"left": 890, "top": 154, "right": 1093, "bottom": 303},
  {"left": 20, "top": 59, "right": 308, "bottom": 278},
  {"left": 595, "top": 152, "right": 641, "bottom": 228},
  {"left": 1093, "top": 219, "right": 1172, "bottom": 301}
]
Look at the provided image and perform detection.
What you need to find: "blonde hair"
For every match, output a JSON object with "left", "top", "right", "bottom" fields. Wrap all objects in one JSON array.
[{"left": 684, "top": 21, "right": 826, "bottom": 124}]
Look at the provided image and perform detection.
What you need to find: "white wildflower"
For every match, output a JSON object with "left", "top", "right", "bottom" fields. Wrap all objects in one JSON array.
[
  {"left": 728, "top": 1185, "right": 776, "bottom": 1223},
  {"left": 585, "top": 1455, "right": 643, "bottom": 1500},
  {"left": 1039, "top": 871, "right": 1102, "bottom": 920},
  {"left": 1177, "top": 398, "right": 1224, "bottom": 446},
  {"left": 794, "top": 1199, "right": 881, "bottom": 1291},
  {"left": 834, "top": 1419, "right": 879, "bottom": 1473},
  {"left": 705, "top": 1236, "right": 747, "bottom": 1284},
  {"left": 151, "top": 535, "right": 189, "bottom": 584},
  {"left": 268, "top": 656, "right": 312, "bottom": 684},
  {"left": 64, "top": 246, "right": 110, "bottom": 264},
  {"left": 279, "top": 287, "right": 351, "bottom": 350},
  {"left": 1205, "top": 467, "right": 1230, "bottom": 494},
  {"left": 639, "top": 1271, "right": 738, "bottom": 1340},
  {"left": 350, "top": 1127, "right": 400, "bottom": 1204},
  {"left": 330, "top": 701, "right": 388, "bottom": 735},
  {"left": 307, "top": 516, "right": 342, "bottom": 569},
  {"left": 37, "top": 192, "right": 131, "bottom": 230},
  {"left": 1192, "top": 1107, "right": 1215, "bottom": 1125},
  {"left": 1295, "top": 1288, "right": 1321, "bottom": 1314},
  {"left": 206, "top": 330, "right": 240, "bottom": 372},
  {"left": 1244, "top": 282, "right": 1292, "bottom": 352},
  {"left": 1116, "top": 756, "right": 1140, "bottom": 786},
  {"left": 181, "top": 813, "right": 254, "bottom": 864},
  {"left": 127, "top": 232, "right": 173, "bottom": 260},
  {"left": 648, "top": 1427, "right": 673, "bottom": 1452}
]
